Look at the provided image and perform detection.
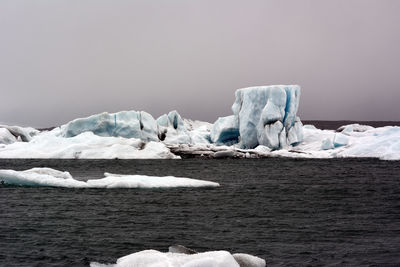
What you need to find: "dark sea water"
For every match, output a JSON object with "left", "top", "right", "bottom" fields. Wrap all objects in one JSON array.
[{"left": 1, "top": 158, "right": 400, "bottom": 267}]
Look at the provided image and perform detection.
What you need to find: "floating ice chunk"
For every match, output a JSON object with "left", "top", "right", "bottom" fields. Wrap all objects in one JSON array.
[
  {"left": 87, "top": 173, "right": 219, "bottom": 188},
  {"left": 233, "top": 253, "right": 267, "bottom": 267},
  {"left": 321, "top": 138, "right": 334, "bottom": 150},
  {"left": 62, "top": 111, "right": 159, "bottom": 142},
  {"left": 90, "top": 248, "right": 266, "bottom": 267},
  {"left": 92, "top": 250, "right": 239, "bottom": 267},
  {"left": 0, "top": 168, "right": 86, "bottom": 187},
  {"left": 0, "top": 168, "right": 219, "bottom": 188},
  {"left": 0, "top": 128, "right": 17, "bottom": 144},
  {"left": 333, "top": 133, "right": 349, "bottom": 147},
  {"left": 210, "top": 115, "right": 239, "bottom": 144},
  {"left": 231, "top": 85, "right": 303, "bottom": 149}
]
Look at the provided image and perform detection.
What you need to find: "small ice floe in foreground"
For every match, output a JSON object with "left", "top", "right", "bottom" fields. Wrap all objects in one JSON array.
[
  {"left": 0, "top": 168, "right": 219, "bottom": 188},
  {"left": 90, "top": 245, "right": 266, "bottom": 267}
]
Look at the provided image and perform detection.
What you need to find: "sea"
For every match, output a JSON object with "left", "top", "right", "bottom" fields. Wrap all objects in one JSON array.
[{"left": 1, "top": 157, "right": 400, "bottom": 267}]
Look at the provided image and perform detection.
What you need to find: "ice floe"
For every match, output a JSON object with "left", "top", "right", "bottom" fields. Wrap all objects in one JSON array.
[
  {"left": 90, "top": 245, "right": 266, "bottom": 267},
  {"left": 0, "top": 168, "right": 220, "bottom": 188}
]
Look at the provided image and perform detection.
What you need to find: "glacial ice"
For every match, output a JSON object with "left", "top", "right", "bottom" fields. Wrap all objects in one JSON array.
[
  {"left": 321, "top": 138, "right": 334, "bottom": 150},
  {"left": 0, "top": 125, "right": 39, "bottom": 142},
  {"left": 333, "top": 133, "right": 349, "bottom": 147},
  {"left": 230, "top": 85, "right": 303, "bottom": 149},
  {"left": 289, "top": 125, "right": 400, "bottom": 160},
  {"left": 210, "top": 115, "right": 239, "bottom": 144},
  {"left": 157, "top": 110, "right": 191, "bottom": 144},
  {"left": 0, "top": 128, "right": 17, "bottom": 145},
  {"left": 90, "top": 249, "right": 266, "bottom": 267},
  {"left": 0, "top": 129, "right": 178, "bottom": 159},
  {"left": 62, "top": 111, "right": 159, "bottom": 142},
  {"left": 337, "top": 123, "right": 374, "bottom": 133},
  {"left": 0, "top": 168, "right": 220, "bottom": 188},
  {"left": 0, "top": 85, "right": 399, "bottom": 160}
]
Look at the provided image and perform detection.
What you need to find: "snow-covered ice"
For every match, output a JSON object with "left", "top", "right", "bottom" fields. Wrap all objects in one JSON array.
[
  {"left": 0, "top": 128, "right": 178, "bottom": 159},
  {"left": 0, "top": 168, "right": 220, "bottom": 188},
  {"left": 90, "top": 248, "right": 266, "bottom": 267},
  {"left": 283, "top": 125, "right": 400, "bottom": 160},
  {"left": 0, "top": 125, "right": 39, "bottom": 142},
  {"left": 0, "top": 128, "right": 17, "bottom": 145}
]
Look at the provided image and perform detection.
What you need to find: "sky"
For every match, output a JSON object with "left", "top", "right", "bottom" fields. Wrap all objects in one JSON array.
[{"left": 0, "top": 0, "right": 399, "bottom": 127}]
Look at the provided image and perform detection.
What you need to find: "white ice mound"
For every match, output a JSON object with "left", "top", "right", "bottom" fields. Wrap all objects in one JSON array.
[
  {"left": 87, "top": 173, "right": 220, "bottom": 188},
  {"left": 339, "top": 127, "right": 400, "bottom": 160},
  {"left": 62, "top": 111, "right": 159, "bottom": 142},
  {"left": 211, "top": 85, "right": 303, "bottom": 149},
  {"left": 0, "top": 128, "right": 17, "bottom": 145},
  {"left": 0, "top": 168, "right": 220, "bottom": 188},
  {"left": 0, "top": 129, "right": 178, "bottom": 159},
  {"left": 0, "top": 125, "right": 39, "bottom": 142},
  {"left": 0, "top": 168, "right": 86, "bottom": 187},
  {"left": 90, "top": 249, "right": 266, "bottom": 267}
]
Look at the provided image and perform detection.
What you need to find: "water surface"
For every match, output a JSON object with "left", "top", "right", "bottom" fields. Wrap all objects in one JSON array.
[{"left": 1, "top": 158, "right": 399, "bottom": 266}]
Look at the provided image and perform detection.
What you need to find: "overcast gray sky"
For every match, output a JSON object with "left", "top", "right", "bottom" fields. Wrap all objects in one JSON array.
[{"left": 1, "top": 0, "right": 399, "bottom": 127}]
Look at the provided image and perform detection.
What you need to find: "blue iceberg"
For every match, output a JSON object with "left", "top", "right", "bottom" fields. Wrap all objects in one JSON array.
[
  {"left": 211, "top": 85, "right": 303, "bottom": 149},
  {"left": 62, "top": 111, "right": 159, "bottom": 142}
]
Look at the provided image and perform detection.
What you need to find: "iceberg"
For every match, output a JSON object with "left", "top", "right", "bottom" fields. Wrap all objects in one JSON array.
[
  {"left": 62, "top": 111, "right": 159, "bottom": 142},
  {"left": 0, "top": 85, "right": 399, "bottom": 160},
  {"left": 216, "top": 85, "right": 303, "bottom": 149},
  {"left": 0, "top": 168, "right": 220, "bottom": 188}
]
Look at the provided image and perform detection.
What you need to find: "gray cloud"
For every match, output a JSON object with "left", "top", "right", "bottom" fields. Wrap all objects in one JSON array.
[{"left": 0, "top": 0, "right": 399, "bottom": 127}]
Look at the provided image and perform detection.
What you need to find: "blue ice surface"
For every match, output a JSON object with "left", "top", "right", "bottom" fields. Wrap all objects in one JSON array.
[
  {"left": 229, "top": 85, "right": 303, "bottom": 149},
  {"left": 333, "top": 133, "right": 349, "bottom": 147},
  {"left": 210, "top": 115, "right": 240, "bottom": 145},
  {"left": 62, "top": 111, "right": 159, "bottom": 142}
]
